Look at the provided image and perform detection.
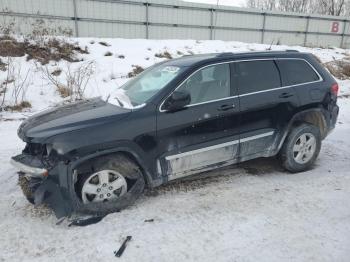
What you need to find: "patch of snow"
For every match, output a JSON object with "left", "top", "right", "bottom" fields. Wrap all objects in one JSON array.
[{"left": 0, "top": 38, "right": 350, "bottom": 261}]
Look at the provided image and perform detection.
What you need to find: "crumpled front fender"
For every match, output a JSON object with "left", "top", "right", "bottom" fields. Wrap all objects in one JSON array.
[{"left": 34, "top": 179, "right": 73, "bottom": 219}]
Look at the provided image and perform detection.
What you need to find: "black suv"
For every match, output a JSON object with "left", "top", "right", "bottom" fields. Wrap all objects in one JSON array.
[{"left": 11, "top": 51, "right": 339, "bottom": 218}]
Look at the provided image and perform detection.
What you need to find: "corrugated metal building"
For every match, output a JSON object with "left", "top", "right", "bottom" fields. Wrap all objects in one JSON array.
[{"left": 0, "top": 0, "right": 349, "bottom": 48}]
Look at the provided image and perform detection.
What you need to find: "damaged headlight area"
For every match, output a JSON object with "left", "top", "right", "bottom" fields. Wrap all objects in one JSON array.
[{"left": 21, "top": 142, "right": 60, "bottom": 169}]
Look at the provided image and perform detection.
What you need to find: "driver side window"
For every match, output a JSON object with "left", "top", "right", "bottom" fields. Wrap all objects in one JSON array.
[{"left": 177, "top": 63, "right": 231, "bottom": 105}]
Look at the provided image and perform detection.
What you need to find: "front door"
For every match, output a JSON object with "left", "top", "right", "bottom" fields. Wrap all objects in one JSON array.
[{"left": 156, "top": 63, "right": 240, "bottom": 180}]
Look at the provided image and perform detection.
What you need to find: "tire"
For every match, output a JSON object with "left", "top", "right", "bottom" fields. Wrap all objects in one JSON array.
[
  {"left": 279, "top": 123, "right": 321, "bottom": 173},
  {"left": 76, "top": 154, "right": 145, "bottom": 215},
  {"left": 18, "top": 174, "right": 35, "bottom": 204}
]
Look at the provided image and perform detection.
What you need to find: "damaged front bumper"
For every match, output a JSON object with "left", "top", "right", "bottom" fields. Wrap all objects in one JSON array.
[
  {"left": 11, "top": 155, "right": 48, "bottom": 177},
  {"left": 11, "top": 154, "right": 73, "bottom": 218}
]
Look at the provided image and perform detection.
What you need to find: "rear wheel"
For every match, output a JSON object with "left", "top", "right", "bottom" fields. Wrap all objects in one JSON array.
[
  {"left": 279, "top": 123, "right": 321, "bottom": 173},
  {"left": 76, "top": 154, "right": 145, "bottom": 215}
]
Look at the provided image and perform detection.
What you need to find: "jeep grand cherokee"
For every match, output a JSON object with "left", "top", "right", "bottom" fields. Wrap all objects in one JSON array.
[{"left": 11, "top": 51, "right": 339, "bottom": 218}]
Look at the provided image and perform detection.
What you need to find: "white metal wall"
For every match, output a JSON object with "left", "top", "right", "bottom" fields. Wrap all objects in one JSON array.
[{"left": 1, "top": 0, "right": 349, "bottom": 48}]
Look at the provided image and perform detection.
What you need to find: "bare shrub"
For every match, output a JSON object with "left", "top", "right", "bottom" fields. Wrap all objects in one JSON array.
[
  {"left": 104, "top": 51, "right": 113, "bottom": 56},
  {"left": 41, "top": 61, "right": 95, "bottom": 101},
  {"left": 0, "top": 58, "right": 32, "bottom": 112},
  {"left": 118, "top": 55, "right": 125, "bottom": 59},
  {"left": 0, "top": 57, "right": 14, "bottom": 109},
  {"left": 28, "top": 19, "right": 73, "bottom": 47},
  {"left": 0, "top": 11, "right": 16, "bottom": 36},
  {"left": 11, "top": 63, "right": 31, "bottom": 106},
  {"left": 128, "top": 65, "right": 144, "bottom": 78},
  {"left": 155, "top": 51, "right": 172, "bottom": 59}
]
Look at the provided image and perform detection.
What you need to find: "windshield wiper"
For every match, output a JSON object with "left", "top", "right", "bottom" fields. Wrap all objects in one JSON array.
[{"left": 114, "top": 97, "right": 125, "bottom": 107}]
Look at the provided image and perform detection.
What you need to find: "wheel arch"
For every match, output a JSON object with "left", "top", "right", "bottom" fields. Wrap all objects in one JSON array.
[
  {"left": 70, "top": 147, "right": 155, "bottom": 189},
  {"left": 277, "top": 108, "right": 328, "bottom": 152}
]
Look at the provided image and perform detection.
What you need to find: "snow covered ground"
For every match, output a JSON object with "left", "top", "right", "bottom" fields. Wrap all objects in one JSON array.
[{"left": 1, "top": 38, "right": 350, "bottom": 261}]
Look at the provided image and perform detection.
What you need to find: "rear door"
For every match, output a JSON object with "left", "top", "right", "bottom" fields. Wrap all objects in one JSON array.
[
  {"left": 156, "top": 62, "right": 240, "bottom": 180},
  {"left": 235, "top": 59, "right": 300, "bottom": 160}
]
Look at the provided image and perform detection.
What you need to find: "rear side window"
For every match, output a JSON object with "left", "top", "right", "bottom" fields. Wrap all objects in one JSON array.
[
  {"left": 276, "top": 59, "right": 320, "bottom": 86},
  {"left": 236, "top": 60, "right": 280, "bottom": 94}
]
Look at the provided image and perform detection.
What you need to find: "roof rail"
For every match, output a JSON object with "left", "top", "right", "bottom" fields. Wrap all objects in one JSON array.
[
  {"left": 285, "top": 49, "right": 299, "bottom": 52},
  {"left": 216, "top": 52, "right": 234, "bottom": 57}
]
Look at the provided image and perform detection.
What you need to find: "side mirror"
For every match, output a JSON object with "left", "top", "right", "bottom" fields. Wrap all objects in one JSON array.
[{"left": 163, "top": 90, "right": 191, "bottom": 112}]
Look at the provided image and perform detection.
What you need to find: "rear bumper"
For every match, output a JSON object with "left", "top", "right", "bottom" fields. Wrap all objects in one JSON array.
[{"left": 330, "top": 105, "right": 339, "bottom": 130}]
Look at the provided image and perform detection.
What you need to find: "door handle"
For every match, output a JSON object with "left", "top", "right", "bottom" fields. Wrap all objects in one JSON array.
[
  {"left": 218, "top": 104, "right": 235, "bottom": 111},
  {"left": 279, "top": 92, "right": 294, "bottom": 98}
]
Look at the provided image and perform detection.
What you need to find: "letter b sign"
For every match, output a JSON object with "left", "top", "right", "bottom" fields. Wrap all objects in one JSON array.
[{"left": 331, "top": 22, "right": 339, "bottom": 33}]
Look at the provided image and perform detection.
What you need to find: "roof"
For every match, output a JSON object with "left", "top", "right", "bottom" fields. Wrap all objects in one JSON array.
[{"left": 165, "top": 50, "right": 307, "bottom": 67}]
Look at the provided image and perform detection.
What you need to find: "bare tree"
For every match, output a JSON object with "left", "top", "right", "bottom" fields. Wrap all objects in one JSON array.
[
  {"left": 278, "top": 0, "right": 310, "bottom": 13},
  {"left": 247, "top": 0, "right": 277, "bottom": 10},
  {"left": 318, "top": 0, "right": 346, "bottom": 16},
  {"left": 246, "top": 0, "right": 350, "bottom": 16}
]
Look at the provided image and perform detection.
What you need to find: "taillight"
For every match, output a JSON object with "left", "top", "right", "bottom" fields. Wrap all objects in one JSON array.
[{"left": 331, "top": 83, "right": 339, "bottom": 96}]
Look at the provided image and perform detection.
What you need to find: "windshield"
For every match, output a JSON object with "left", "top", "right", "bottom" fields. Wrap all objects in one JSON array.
[{"left": 109, "top": 64, "right": 184, "bottom": 108}]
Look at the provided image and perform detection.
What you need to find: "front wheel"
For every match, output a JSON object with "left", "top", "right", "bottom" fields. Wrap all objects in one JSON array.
[
  {"left": 76, "top": 154, "right": 145, "bottom": 215},
  {"left": 279, "top": 123, "right": 321, "bottom": 173}
]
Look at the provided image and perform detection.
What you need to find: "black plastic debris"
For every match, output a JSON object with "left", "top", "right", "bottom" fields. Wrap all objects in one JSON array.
[
  {"left": 56, "top": 217, "right": 66, "bottom": 225},
  {"left": 68, "top": 215, "right": 105, "bottom": 227},
  {"left": 114, "top": 236, "right": 132, "bottom": 257}
]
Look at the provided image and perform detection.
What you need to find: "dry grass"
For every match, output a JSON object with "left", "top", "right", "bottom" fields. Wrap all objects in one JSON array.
[
  {"left": 155, "top": 51, "right": 172, "bottom": 59},
  {"left": 0, "top": 58, "right": 6, "bottom": 71},
  {"left": 177, "top": 50, "right": 184, "bottom": 56},
  {"left": 324, "top": 60, "right": 350, "bottom": 80},
  {"left": 128, "top": 65, "right": 144, "bottom": 78},
  {"left": 5, "top": 101, "right": 31, "bottom": 111},
  {"left": 99, "top": 41, "right": 110, "bottom": 47},
  {"left": 51, "top": 68, "right": 62, "bottom": 76},
  {"left": 0, "top": 37, "right": 88, "bottom": 65},
  {"left": 341, "top": 63, "right": 350, "bottom": 77},
  {"left": 312, "top": 54, "right": 322, "bottom": 64},
  {"left": 57, "top": 85, "right": 71, "bottom": 98}
]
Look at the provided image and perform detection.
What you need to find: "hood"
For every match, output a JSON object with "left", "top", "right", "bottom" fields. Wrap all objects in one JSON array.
[{"left": 18, "top": 98, "right": 132, "bottom": 143}]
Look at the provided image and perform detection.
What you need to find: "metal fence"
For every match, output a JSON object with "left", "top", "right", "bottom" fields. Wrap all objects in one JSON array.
[{"left": 1, "top": 0, "right": 350, "bottom": 48}]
